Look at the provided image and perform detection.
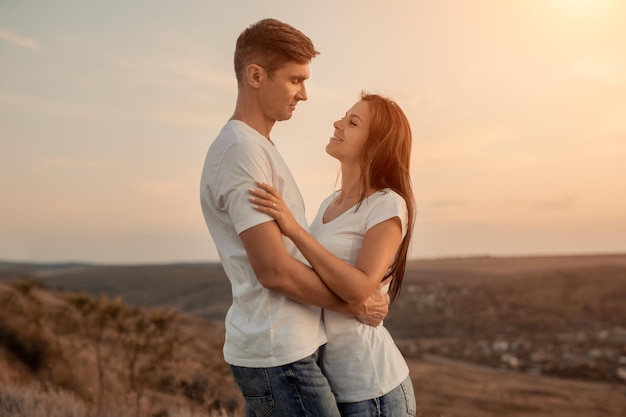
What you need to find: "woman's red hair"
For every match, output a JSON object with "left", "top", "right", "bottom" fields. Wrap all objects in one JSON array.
[{"left": 357, "top": 92, "right": 415, "bottom": 302}]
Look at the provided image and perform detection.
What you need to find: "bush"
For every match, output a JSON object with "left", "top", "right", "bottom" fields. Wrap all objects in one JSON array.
[{"left": 0, "top": 317, "right": 52, "bottom": 373}]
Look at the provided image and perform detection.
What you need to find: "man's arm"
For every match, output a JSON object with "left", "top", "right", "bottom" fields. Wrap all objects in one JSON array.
[{"left": 240, "top": 220, "right": 388, "bottom": 325}]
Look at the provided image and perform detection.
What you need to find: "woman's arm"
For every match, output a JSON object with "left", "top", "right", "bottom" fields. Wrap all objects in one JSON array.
[
  {"left": 250, "top": 182, "right": 402, "bottom": 305},
  {"left": 239, "top": 220, "right": 389, "bottom": 325}
]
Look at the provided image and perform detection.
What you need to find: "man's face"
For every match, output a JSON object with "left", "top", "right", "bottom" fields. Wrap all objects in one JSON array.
[{"left": 258, "top": 61, "right": 310, "bottom": 122}]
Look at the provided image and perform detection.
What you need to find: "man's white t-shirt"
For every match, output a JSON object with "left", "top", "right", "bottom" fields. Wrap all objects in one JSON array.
[
  {"left": 310, "top": 189, "right": 410, "bottom": 402},
  {"left": 200, "top": 120, "right": 327, "bottom": 367}
]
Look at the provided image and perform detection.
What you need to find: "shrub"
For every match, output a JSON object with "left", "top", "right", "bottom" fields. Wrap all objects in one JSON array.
[{"left": 0, "top": 317, "right": 52, "bottom": 373}]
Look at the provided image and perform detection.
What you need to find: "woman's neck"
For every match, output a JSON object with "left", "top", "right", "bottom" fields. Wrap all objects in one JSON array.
[{"left": 337, "top": 165, "right": 374, "bottom": 203}]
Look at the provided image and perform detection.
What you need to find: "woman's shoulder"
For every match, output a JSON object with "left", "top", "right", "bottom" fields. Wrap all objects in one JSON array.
[
  {"left": 360, "top": 189, "right": 407, "bottom": 216},
  {"left": 372, "top": 188, "right": 405, "bottom": 205},
  {"left": 361, "top": 189, "right": 409, "bottom": 231}
]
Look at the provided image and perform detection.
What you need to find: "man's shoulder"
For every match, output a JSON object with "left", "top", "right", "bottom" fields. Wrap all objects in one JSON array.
[{"left": 211, "top": 120, "right": 266, "bottom": 151}]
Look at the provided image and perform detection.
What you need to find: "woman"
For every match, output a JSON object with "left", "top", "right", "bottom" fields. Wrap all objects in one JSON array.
[{"left": 250, "top": 92, "right": 416, "bottom": 416}]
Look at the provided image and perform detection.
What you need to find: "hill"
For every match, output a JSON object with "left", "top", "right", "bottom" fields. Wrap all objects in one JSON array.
[
  {"left": 0, "top": 279, "right": 241, "bottom": 417},
  {"left": 0, "top": 262, "right": 231, "bottom": 321},
  {"left": 2, "top": 254, "right": 626, "bottom": 416},
  {"left": 392, "top": 254, "right": 626, "bottom": 383}
]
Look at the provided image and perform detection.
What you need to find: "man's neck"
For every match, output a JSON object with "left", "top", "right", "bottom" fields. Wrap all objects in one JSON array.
[{"left": 231, "top": 98, "right": 275, "bottom": 141}]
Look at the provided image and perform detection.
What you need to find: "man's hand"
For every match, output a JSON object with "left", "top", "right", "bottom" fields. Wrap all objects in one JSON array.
[{"left": 356, "top": 276, "right": 392, "bottom": 327}]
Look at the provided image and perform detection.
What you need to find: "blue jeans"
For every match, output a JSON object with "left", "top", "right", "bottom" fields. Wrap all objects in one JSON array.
[
  {"left": 229, "top": 349, "right": 340, "bottom": 417},
  {"left": 337, "top": 376, "right": 416, "bottom": 417}
]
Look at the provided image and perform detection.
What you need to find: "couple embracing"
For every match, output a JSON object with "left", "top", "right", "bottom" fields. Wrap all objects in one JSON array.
[{"left": 200, "top": 18, "right": 416, "bottom": 417}]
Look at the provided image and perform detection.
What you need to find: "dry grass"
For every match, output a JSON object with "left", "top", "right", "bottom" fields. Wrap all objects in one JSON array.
[
  {"left": 0, "top": 280, "right": 242, "bottom": 417},
  {"left": 2, "top": 254, "right": 626, "bottom": 416},
  {"left": 0, "top": 381, "right": 235, "bottom": 417},
  {"left": 0, "top": 382, "right": 91, "bottom": 417}
]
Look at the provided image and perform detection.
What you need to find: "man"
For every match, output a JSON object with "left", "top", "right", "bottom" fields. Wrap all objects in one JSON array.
[{"left": 200, "top": 18, "right": 388, "bottom": 416}]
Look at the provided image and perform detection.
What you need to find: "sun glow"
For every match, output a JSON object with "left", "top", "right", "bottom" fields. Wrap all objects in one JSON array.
[{"left": 552, "top": 0, "right": 614, "bottom": 15}]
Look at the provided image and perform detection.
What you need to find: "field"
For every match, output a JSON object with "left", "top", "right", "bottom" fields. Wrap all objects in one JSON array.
[{"left": 1, "top": 254, "right": 625, "bottom": 416}]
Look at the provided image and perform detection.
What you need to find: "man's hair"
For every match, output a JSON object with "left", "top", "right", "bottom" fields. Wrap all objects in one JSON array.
[{"left": 234, "top": 18, "right": 319, "bottom": 84}]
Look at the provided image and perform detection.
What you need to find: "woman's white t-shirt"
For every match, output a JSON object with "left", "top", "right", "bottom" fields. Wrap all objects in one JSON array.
[{"left": 310, "top": 189, "right": 410, "bottom": 402}]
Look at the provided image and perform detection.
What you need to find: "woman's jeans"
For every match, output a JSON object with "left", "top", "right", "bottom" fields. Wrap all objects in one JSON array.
[
  {"left": 229, "top": 349, "right": 340, "bottom": 417},
  {"left": 337, "top": 376, "right": 416, "bottom": 417}
]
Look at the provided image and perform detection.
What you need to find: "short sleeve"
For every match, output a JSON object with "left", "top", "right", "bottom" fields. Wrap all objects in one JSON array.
[
  {"left": 213, "top": 140, "right": 275, "bottom": 234},
  {"left": 365, "top": 191, "right": 408, "bottom": 238}
]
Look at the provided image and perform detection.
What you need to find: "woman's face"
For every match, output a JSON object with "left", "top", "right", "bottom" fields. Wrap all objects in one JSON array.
[{"left": 326, "top": 99, "right": 371, "bottom": 164}]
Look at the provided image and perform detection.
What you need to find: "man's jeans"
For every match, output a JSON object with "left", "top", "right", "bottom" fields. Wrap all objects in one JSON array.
[{"left": 229, "top": 349, "right": 340, "bottom": 417}]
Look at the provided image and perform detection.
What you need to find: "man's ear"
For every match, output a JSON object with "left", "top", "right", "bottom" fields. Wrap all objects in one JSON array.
[{"left": 245, "top": 64, "right": 263, "bottom": 88}]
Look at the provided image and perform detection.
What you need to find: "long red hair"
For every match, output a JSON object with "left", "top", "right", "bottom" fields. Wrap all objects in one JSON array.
[{"left": 357, "top": 92, "right": 415, "bottom": 302}]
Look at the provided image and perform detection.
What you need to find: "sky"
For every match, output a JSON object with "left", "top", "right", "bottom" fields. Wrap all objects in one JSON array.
[{"left": 1, "top": 0, "right": 625, "bottom": 264}]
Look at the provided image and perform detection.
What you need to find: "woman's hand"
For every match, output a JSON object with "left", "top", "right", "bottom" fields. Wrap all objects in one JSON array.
[{"left": 249, "top": 182, "right": 300, "bottom": 238}]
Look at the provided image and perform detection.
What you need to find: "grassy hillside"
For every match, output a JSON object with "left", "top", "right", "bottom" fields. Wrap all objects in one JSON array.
[
  {"left": 0, "top": 262, "right": 231, "bottom": 321},
  {"left": 2, "top": 254, "right": 626, "bottom": 416},
  {"left": 5, "top": 254, "right": 625, "bottom": 383},
  {"left": 0, "top": 279, "right": 241, "bottom": 417}
]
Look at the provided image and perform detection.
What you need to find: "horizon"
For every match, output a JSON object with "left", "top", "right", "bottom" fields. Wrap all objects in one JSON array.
[
  {"left": 2, "top": 1, "right": 625, "bottom": 264},
  {"left": 2, "top": 250, "right": 626, "bottom": 268}
]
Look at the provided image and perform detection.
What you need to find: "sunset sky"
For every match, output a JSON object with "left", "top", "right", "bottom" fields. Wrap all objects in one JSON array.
[{"left": 1, "top": 1, "right": 625, "bottom": 264}]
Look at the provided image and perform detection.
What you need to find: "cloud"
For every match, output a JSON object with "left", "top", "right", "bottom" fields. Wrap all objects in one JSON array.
[
  {"left": 503, "top": 194, "right": 578, "bottom": 212},
  {"left": 151, "top": 106, "right": 228, "bottom": 129},
  {"left": 570, "top": 56, "right": 624, "bottom": 85},
  {"left": 0, "top": 27, "right": 40, "bottom": 50},
  {"left": 395, "top": 86, "right": 447, "bottom": 109},
  {"left": 101, "top": 50, "right": 233, "bottom": 92},
  {"left": 596, "top": 105, "right": 626, "bottom": 136},
  {"left": 40, "top": 158, "right": 105, "bottom": 170},
  {"left": 166, "top": 62, "right": 233, "bottom": 88},
  {"left": 415, "top": 199, "right": 468, "bottom": 222},
  {"left": 0, "top": 92, "right": 94, "bottom": 118},
  {"left": 423, "top": 199, "right": 466, "bottom": 210},
  {"left": 133, "top": 180, "right": 188, "bottom": 198},
  {"left": 530, "top": 195, "right": 578, "bottom": 211}
]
